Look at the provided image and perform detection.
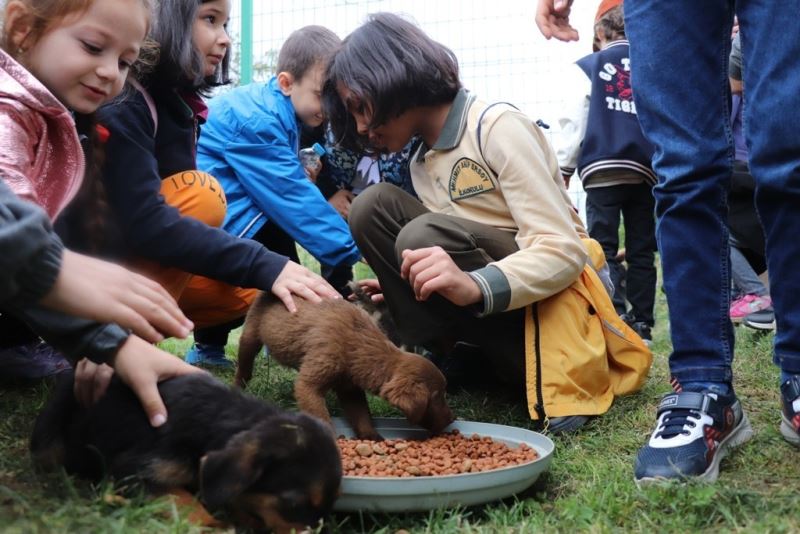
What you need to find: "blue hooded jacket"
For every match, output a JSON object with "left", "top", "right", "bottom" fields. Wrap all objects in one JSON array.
[{"left": 198, "top": 78, "right": 360, "bottom": 267}]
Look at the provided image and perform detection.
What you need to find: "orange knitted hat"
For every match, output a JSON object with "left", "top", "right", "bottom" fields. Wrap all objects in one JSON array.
[{"left": 595, "top": 0, "right": 623, "bottom": 22}]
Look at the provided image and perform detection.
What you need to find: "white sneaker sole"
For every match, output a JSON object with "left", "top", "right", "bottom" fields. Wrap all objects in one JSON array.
[
  {"left": 780, "top": 414, "right": 800, "bottom": 447},
  {"left": 635, "top": 413, "right": 754, "bottom": 486},
  {"left": 742, "top": 319, "right": 776, "bottom": 331}
]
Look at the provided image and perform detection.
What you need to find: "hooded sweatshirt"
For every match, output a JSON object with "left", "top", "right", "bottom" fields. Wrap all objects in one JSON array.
[
  {"left": 0, "top": 49, "right": 127, "bottom": 365},
  {"left": 0, "top": 48, "right": 83, "bottom": 219}
]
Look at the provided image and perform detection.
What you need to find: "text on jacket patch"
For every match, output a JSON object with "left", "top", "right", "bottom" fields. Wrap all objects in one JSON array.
[
  {"left": 598, "top": 57, "right": 638, "bottom": 115},
  {"left": 449, "top": 158, "right": 495, "bottom": 200}
]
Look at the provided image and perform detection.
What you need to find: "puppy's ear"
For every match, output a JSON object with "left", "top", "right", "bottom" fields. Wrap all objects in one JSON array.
[
  {"left": 199, "top": 421, "right": 308, "bottom": 509},
  {"left": 199, "top": 429, "right": 264, "bottom": 509},
  {"left": 380, "top": 376, "right": 429, "bottom": 425}
]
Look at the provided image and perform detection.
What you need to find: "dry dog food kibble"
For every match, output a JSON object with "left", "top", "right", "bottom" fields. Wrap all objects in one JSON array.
[{"left": 337, "top": 429, "right": 538, "bottom": 477}]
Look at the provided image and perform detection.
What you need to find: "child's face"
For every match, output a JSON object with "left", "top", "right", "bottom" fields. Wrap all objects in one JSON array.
[
  {"left": 192, "top": 0, "right": 231, "bottom": 78},
  {"left": 338, "top": 84, "right": 416, "bottom": 153},
  {"left": 20, "top": 0, "right": 148, "bottom": 114},
  {"left": 282, "top": 63, "right": 326, "bottom": 128}
]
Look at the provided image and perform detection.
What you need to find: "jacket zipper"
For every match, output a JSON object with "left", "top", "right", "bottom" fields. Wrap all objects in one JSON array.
[{"left": 532, "top": 303, "right": 547, "bottom": 425}]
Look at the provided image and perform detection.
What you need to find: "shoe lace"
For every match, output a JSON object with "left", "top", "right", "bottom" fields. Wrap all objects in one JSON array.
[{"left": 656, "top": 408, "right": 700, "bottom": 439}]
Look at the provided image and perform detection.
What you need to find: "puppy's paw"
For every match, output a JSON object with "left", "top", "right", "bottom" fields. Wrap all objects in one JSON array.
[
  {"left": 162, "top": 489, "right": 228, "bottom": 529},
  {"left": 355, "top": 429, "right": 384, "bottom": 441}
]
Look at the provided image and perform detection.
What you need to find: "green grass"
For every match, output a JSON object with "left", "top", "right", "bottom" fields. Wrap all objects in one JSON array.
[{"left": 1, "top": 254, "right": 798, "bottom": 533}]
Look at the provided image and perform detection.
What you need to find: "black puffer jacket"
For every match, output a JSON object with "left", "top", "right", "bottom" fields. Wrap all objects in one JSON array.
[{"left": 0, "top": 180, "right": 128, "bottom": 364}]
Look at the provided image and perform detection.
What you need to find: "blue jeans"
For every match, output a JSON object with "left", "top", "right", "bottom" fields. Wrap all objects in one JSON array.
[
  {"left": 626, "top": 0, "right": 800, "bottom": 380},
  {"left": 730, "top": 244, "right": 767, "bottom": 298}
]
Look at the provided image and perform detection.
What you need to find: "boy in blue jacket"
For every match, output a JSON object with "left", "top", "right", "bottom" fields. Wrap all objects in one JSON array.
[{"left": 196, "top": 26, "right": 360, "bottom": 361}]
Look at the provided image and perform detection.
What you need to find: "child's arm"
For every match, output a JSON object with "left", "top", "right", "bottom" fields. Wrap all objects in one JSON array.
[
  {"left": 221, "top": 115, "right": 360, "bottom": 267},
  {"left": 97, "top": 96, "right": 290, "bottom": 291},
  {"left": 553, "top": 63, "right": 591, "bottom": 185},
  {"left": 1, "top": 177, "right": 191, "bottom": 343},
  {"left": 474, "top": 110, "right": 588, "bottom": 313},
  {"left": 42, "top": 250, "right": 192, "bottom": 342},
  {"left": 0, "top": 179, "right": 64, "bottom": 307}
]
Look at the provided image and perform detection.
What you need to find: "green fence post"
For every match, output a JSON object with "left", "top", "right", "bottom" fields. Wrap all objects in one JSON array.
[{"left": 240, "top": 0, "right": 253, "bottom": 85}]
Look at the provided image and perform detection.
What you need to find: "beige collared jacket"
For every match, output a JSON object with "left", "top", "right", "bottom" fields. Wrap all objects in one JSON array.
[{"left": 411, "top": 90, "right": 651, "bottom": 421}]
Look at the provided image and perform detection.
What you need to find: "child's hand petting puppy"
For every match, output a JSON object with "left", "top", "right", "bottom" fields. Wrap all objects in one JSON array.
[
  {"left": 271, "top": 260, "right": 340, "bottom": 313},
  {"left": 74, "top": 337, "right": 204, "bottom": 428},
  {"left": 400, "top": 247, "right": 483, "bottom": 306}
]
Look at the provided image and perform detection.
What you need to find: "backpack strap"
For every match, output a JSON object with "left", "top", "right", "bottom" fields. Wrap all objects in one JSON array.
[
  {"left": 476, "top": 101, "right": 519, "bottom": 174},
  {"left": 128, "top": 78, "right": 158, "bottom": 137}
]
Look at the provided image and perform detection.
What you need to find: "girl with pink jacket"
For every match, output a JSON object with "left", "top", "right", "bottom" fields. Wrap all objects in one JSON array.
[{"left": 0, "top": 0, "right": 199, "bottom": 428}]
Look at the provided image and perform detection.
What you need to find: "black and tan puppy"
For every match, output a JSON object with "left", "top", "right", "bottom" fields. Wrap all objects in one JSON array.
[
  {"left": 31, "top": 371, "right": 341, "bottom": 534},
  {"left": 236, "top": 292, "right": 455, "bottom": 440}
]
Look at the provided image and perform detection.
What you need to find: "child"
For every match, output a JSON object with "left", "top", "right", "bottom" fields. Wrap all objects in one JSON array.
[
  {"left": 196, "top": 25, "right": 359, "bottom": 355},
  {"left": 0, "top": 0, "right": 200, "bottom": 426},
  {"left": 324, "top": 13, "right": 651, "bottom": 432},
  {"left": 553, "top": 3, "right": 657, "bottom": 344},
  {"left": 322, "top": 133, "right": 420, "bottom": 202},
  {"left": 71, "top": 1, "right": 338, "bottom": 367},
  {"left": 302, "top": 124, "right": 418, "bottom": 291}
]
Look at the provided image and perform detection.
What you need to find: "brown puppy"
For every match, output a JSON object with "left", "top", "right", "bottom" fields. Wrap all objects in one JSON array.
[{"left": 236, "top": 292, "right": 455, "bottom": 440}]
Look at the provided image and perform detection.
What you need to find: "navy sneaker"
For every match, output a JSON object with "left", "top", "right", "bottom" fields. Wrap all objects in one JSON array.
[
  {"left": 780, "top": 376, "right": 800, "bottom": 447},
  {"left": 742, "top": 307, "right": 776, "bottom": 331},
  {"left": 634, "top": 391, "right": 753, "bottom": 484},
  {"left": 0, "top": 340, "right": 72, "bottom": 381},
  {"left": 184, "top": 343, "right": 233, "bottom": 368}
]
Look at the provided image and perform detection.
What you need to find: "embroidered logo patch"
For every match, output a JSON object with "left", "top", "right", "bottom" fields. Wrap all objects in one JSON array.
[
  {"left": 448, "top": 158, "right": 495, "bottom": 200},
  {"left": 659, "top": 395, "right": 678, "bottom": 409}
]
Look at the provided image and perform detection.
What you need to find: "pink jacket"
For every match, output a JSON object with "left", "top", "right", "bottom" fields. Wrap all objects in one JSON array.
[{"left": 0, "top": 48, "right": 83, "bottom": 220}]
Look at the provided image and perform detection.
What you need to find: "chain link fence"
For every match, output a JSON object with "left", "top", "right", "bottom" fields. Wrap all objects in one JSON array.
[{"left": 228, "top": 0, "right": 599, "bottom": 216}]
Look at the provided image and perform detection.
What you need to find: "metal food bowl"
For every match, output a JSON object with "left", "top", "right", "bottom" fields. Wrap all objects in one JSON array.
[{"left": 332, "top": 418, "right": 554, "bottom": 512}]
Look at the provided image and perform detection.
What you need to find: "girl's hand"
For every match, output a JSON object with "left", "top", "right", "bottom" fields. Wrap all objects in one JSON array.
[
  {"left": 535, "top": 0, "right": 579, "bottom": 42},
  {"left": 74, "top": 336, "right": 205, "bottom": 427},
  {"left": 271, "top": 261, "right": 340, "bottom": 313},
  {"left": 353, "top": 278, "right": 385, "bottom": 304},
  {"left": 328, "top": 189, "right": 355, "bottom": 219},
  {"left": 400, "top": 247, "right": 483, "bottom": 306},
  {"left": 41, "top": 250, "right": 193, "bottom": 343},
  {"left": 74, "top": 359, "right": 115, "bottom": 408}
]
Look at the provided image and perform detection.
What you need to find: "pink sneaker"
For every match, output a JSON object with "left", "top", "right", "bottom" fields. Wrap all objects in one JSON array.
[{"left": 730, "top": 294, "right": 772, "bottom": 323}]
